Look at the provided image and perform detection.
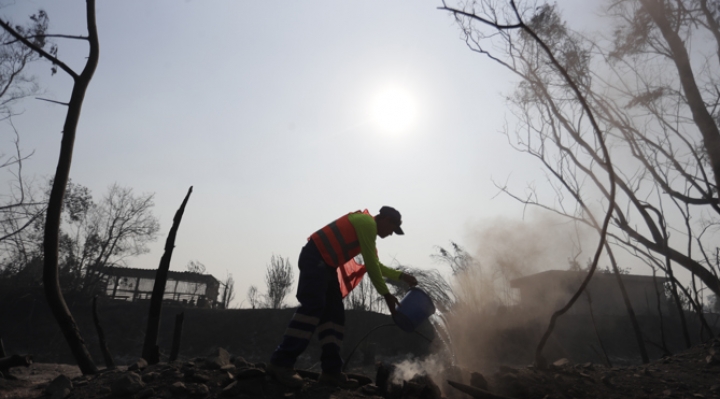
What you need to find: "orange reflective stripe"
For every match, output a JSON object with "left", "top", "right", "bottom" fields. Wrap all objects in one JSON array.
[
  {"left": 310, "top": 212, "right": 362, "bottom": 267},
  {"left": 328, "top": 221, "right": 359, "bottom": 259}
]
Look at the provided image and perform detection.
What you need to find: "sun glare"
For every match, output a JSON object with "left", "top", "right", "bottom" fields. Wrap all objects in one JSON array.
[{"left": 370, "top": 88, "right": 416, "bottom": 134}]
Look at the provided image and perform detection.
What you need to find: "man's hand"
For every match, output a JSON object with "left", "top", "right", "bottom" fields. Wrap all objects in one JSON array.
[
  {"left": 384, "top": 293, "right": 400, "bottom": 316},
  {"left": 399, "top": 272, "right": 418, "bottom": 287}
]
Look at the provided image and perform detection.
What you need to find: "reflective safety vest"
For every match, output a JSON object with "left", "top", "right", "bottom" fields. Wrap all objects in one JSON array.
[{"left": 310, "top": 211, "right": 363, "bottom": 267}]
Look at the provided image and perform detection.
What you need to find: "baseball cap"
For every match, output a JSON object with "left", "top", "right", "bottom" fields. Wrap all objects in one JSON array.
[{"left": 379, "top": 206, "right": 404, "bottom": 235}]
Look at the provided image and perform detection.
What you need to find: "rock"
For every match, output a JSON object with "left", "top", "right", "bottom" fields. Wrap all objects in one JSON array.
[
  {"left": 552, "top": 358, "right": 571, "bottom": 368},
  {"left": 185, "top": 369, "right": 212, "bottom": 383},
  {"left": 361, "top": 384, "right": 380, "bottom": 395},
  {"left": 401, "top": 381, "right": 425, "bottom": 398},
  {"left": 222, "top": 381, "right": 238, "bottom": 396},
  {"left": 195, "top": 383, "right": 210, "bottom": 396},
  {"left": 111, "top": 372, "right": 145, "bottom": 397},
  {"left": 51, "top": 386, "right": 71, "bottom": 399},
  {"left": 347, "top": 372, "right": 373, "bottom": 387},
  {"left": 45, "top": 374, "right": 73, "bottom": 394},
  {"left": 221, "top": 371, "right": 235, "bottom": 387},
  {"left": 498, "top": 365, "right": 518, "bottom": 374},
  {"left": 230, "top": 379, "right": 264, "bottom": 396},
  {"left": 235, "top": 367, "right": 266, "bottom": 379},
  {"left": 470, "top": 372, "right": 488, "bottom": 390},
  {"left": 601, "top": 374, "right": 613, "bottom": 386},
  {"left": 222, "top": 380, "right": 263, "bottom": 397},
  {"left": 376, "top": 362, "right": 396, "bottom": 395},
  {"left": 402, "top": 374, "right": 442, "bottom": 399},
  {"left": 141, "top": 372, "right": 159, "bottom": 383},
  {"left": 418, "top": 375, "right": 442, "bottom": 399},
  {"left": 160, "top": 368, "right": 183, "bottom": 380},
  {"left": 498, "top": 372, "right": 523, "bottom": 396},
  {"left": 170, "top": 381, "right": 189, "bottom": 394},
  {"left": 205, "top": 348, "right": 231, "bottom": 370},
  {"left": 128, "top": 359, "right": 148, "bottom": 372},
  {"left": 579, "top": 372, "right": 593, "bottom": 380},
  {"left": 134, "top": 387, "right": 155, "bottom": 399},
  {"left": 232, "top": 356, "right": 253, "bottom": 369}
]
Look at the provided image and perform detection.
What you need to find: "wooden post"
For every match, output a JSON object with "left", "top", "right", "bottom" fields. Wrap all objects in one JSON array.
[
  {"left": 92, "top": 296, "right": 116, "bottom": 370},
  {"left": 173, "top": 279, "right": 179, "bottom": 301},
  {"left": 111, "top": 276, "right": 120, "bottom": 299},
  {"left": 133, "top": 277, "right": 141, "bottom": 301},
  {"left": 169, "top": 312, "right": 184, "bottom": 362}
]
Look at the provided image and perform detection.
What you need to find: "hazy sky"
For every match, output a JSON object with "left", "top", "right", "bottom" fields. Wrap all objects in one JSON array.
[{"left": 1, "top": 1, "right": 609, "bottom": 306}]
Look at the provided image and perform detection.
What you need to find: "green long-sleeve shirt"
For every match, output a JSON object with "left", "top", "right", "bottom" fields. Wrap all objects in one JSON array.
[{"left": 347, "top": 212, "right": 402, "bottom": 295}]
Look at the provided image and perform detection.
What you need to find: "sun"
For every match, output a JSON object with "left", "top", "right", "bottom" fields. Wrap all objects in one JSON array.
[{"left": 370, "top": 88, "right": 416, "bottom": 134}]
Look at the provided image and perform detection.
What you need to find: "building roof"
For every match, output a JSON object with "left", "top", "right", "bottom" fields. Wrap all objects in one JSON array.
[
  {"left": 510, "top": 269, "right": 668, "bottom": 288},
  {"left": 91, "top": 266, "right": 219, "bottom": 286}
]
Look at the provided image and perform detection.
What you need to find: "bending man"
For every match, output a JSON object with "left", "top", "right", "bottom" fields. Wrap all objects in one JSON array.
[{"left": 268, "top": 206, "right": 417, "bottom": 388}]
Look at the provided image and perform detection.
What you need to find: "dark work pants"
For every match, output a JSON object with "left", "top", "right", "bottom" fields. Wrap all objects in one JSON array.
[{"left": 270, "top": 240, "right": 346, "bottom": 373}]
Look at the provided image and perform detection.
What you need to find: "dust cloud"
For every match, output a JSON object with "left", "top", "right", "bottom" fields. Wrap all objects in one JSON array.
[
  {"left": 393, "top": 211, "right": 600, "bottom": 385},
  {"left": 446, "top": 212, "right": 597, "bottom": 369}
]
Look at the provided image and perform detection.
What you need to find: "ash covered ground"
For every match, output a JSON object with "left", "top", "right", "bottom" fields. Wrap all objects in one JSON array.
[{"left": 2, "top": 336, "right": 720, "bottom": 399}]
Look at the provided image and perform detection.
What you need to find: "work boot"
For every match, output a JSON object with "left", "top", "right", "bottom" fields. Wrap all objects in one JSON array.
[
  {"left": 266, "top": 363, "right": 304, "bottom": 388},
  {"left": 318, "top": 372, "right": 359, "bottom": 389}
]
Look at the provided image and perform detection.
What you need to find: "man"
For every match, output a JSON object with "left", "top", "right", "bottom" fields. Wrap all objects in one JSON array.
[{"left": 268, "top": 206, "right": 418, "bottom": 388}]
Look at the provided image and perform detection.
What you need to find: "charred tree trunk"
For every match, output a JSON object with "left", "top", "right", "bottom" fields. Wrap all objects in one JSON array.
[
  {"left": 651, "top": 270, "right": 671, "bottom": 355},
  {"left": 585, "top": 291, "right": 612, "bottom": 367},
  {"left": 169, "top": 312, "right": 184, "bottom": 362},
  {"left": 690, "top": 274, "right": 707, "bottom": 342},
  {"left": 92, "top": 296, "right": 115, "bottom": 370},
  {"left": 141, "top": 187, "right": 193, "bottom": 364},
  {"left": 0, "top": 0, "right": 100, "bottom": 376},
  {"left": 670, "top": 274, "right": 714, "bottom": 340},
  {"left": 607, "top": 247, "right": 649, "bottom": 364},
  {"left": 0, "top": 340, "right": 14, "bottom": 379},
  {"left": 639, "top": 0, "right": 720, "bottom": 193},
  {"left": 665, "top": 260, "right": 692, "bottom": 348}
]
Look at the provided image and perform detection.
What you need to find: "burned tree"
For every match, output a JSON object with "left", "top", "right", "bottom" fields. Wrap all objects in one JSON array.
[
  {"left": 441, "top": 0, "right": 720, "bottom": 361},
  {"left": 0, "top": 10, "right": 57, "bottom": 269},
  {"left": 0, "top": 0, "right": 100, "bottom": 375},
  {"left": 219, "top": 272, "right": 235, "bottom": 309},
  {"left": 142, "top": 186, "right": 193, "bottom": 364},
  {"left": 264, "top": 255, "right": 293, "bottom": 309},
  {"left": 440, "top": 0, "right": 620, "bottom": 367},
  {"left": 247, "top": 285, "right": 260, "bottom": 309}
]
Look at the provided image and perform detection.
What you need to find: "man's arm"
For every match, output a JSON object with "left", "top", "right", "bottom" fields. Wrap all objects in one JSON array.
[{"left": 348, "top": 213, "right": 400, "bottom": 295}]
